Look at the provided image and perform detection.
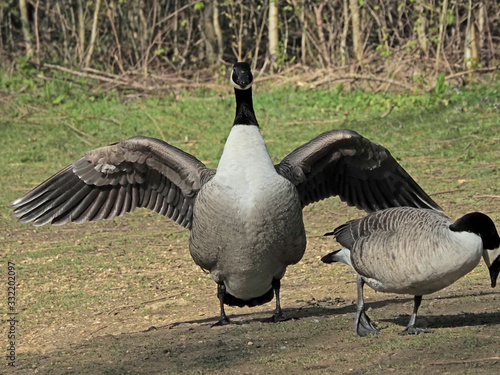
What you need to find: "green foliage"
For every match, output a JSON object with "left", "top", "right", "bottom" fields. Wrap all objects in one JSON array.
[
  {"left": 193, "top": 1, "right": 204, "bottom": 11},
  {"left": 434, "top": 72, "right": 446, "bottom": 95}
]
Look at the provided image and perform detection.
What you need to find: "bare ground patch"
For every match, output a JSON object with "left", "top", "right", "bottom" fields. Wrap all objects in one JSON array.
[{"left": 4, "top": 199, "right": 500, "bottom": 374}]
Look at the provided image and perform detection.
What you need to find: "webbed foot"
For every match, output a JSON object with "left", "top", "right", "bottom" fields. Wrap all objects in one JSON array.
[
  {"left": 211, "top": 316, "right": 232, "bottom": 327},
  {"left": 355, "top": 310, "right": 380, "bottom": 337}
]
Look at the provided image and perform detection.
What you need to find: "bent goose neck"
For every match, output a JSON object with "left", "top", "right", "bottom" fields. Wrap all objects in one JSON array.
[{"left": 233, "top": 88, "right": 258, "bottom": 126}]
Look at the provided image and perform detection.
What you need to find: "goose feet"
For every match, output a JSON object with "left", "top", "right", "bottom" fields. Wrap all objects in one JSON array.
[
  {"left": 354, "top": 275, "right": 380, "bottom": 337},
  {"left": 355, "top": 309, "right": 380, "bottom": 337},
  {"left": 272, "top": 310, "right": 288, "bottom": 323},
  {"left": 212, "top": 283, "right": 233, "bottom": 327},
  {"left": 398, "top": 296, "right": 432, "bottom": 335},
  {"left": 271, "top": 279, "right": 289, "bottom": 322},
  {"left": 212, "top": 316, "right": 232, "bottom": 327}
]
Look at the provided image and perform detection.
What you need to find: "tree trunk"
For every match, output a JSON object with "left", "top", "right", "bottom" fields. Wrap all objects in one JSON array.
[
  {"left": 268, "top": 0, "right": 279, "bottom": 64},
  {"left": 301, "top": 0, "right": 307, "bottom": 65},
  {"left": 213, "top": 0, "right": 223, "bottom": 62},
  {"left": 349, "top": 0, "right": 363, "bottom": 64},
  {"left": 341, "top": 0, "right": 349, "bottom": 66},
  {"left": 435, "top": 0, "right": 449, "bottom": 69},
  {"left": 314, "top": 0, "right": 330, "bottom": 67},
  {"left": 19, "top": 0, "right": 34, "bottom": 58},
  {"left": 464, "top": 0, "right": 478, "bottom": 69},
  {"left": 77, "top": 0, "right": 85, "bottom": 63},
  {"left": 415, "top": 0, "right": 428, "bottom": 56},
  {"left": 202, "top": 1, "right": 216, "bottom": 65},
  {"left": 84, "top": 0, "right": 102, "bottom": 68},
  {"left": 477, "top": 0, "right": 485, "bottom": 62}
]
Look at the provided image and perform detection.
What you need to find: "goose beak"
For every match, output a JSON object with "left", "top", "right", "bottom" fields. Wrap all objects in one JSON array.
[{"left": 489, "top": 255, "right": 500, "bottom": 288}]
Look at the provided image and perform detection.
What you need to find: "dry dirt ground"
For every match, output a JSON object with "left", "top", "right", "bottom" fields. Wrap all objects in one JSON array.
[{"left": 3, "top": 197, "right": 500, "bottom": 375}]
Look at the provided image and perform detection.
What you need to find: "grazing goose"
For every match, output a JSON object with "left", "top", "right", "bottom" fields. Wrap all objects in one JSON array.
[
  {"left": 9, "top": 63, "right": 441, "bottom": 326},
  {"left": 322, "top": 207, "right": 500, "bottom": 336}
]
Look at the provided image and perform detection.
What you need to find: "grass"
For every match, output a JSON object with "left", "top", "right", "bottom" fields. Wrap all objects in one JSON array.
[{"left": 1, "top": 71, "right": 500, "bottom": 374}]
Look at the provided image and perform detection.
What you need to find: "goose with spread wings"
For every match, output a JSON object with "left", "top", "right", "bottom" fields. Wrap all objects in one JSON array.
[{"left": 9, "top": 62, "right": 441, "bottom": 325}]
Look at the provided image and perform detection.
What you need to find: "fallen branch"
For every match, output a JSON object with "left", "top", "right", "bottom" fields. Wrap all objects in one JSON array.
[
  {"left": 429, "top": 188, "right": 463, "bottom": 196},
  {"left": 282, "top": 119, "right": 343, "bottom": 126},
  {"left": 445, "top": 67, "right": 499, "bottom": 81},
  {"left": 310, "top": 73, "right": 415, "bottom": 91},
  {"left": 97, "top": 293, "right": 183, "bottom": 316},
  {"left": 380, "top": 104, "right": 396, "bottom": 118},
  {"left": 430, "top": 356, "right": 499, "bottom": 365},
  {"left": 144, "top": 111, "right": 166, "bottom": 141}
]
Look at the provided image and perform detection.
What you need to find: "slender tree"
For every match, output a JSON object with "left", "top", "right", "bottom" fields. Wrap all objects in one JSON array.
[
  {"left": 84, "top": 0, "right": 102, "bottom": 68},
  {"left": 464, "top": 0, "right": 478, "bottom": 69},
  {"left": 435, "top": 0, "right": 449, "bottom": 69},
  {"left": 269, "top": 0, "right": 279, "bottom": 63},
  {"left": 415, "top": 0, "right": 428, "bottom": 56},
  {"left": 213, "top": 0, "right": 224, "bottom": 62},
  {"left": 349, "top": 0, "right": 363, "bottom": 64},
  {"left": 19, "top": 0, "right": 33, "bottom": 58}
]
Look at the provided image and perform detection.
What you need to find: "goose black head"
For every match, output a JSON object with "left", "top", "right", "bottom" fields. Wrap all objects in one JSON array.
[
  {"left": 231, "top": 62, "right": 253, "bottom": 90},
  {"left": 231, "top": 62, "right": 258, "bottom": 126},
  {"left": 450, "top": 212, "right": 500, "bottom": 287}
]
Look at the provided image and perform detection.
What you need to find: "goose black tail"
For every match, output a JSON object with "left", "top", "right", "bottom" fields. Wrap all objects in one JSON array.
[
  {"left": 223, "top": 288, "right": 274, "bottom": 307},
  {"left": 321, "top": 250, "right": 342, "bottom": 264}
]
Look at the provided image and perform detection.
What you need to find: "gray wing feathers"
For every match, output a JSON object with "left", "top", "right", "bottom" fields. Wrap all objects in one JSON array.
[
  {"left": 330, "top": 207, "right": 448, "bottom": 249},
  {"left": 275, "top": 129, "right": 441, "bottom": 212},
  {"left": 9, "top": 136, "right": 213, "bottom": 229}
]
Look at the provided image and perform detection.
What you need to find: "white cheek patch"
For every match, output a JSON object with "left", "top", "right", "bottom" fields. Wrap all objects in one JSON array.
[
  {"left": 484, "top": 247, "right": 500, "bottom": 268},
  {"left": 230, "top": 71, "right": 253, "bottom": 90}
]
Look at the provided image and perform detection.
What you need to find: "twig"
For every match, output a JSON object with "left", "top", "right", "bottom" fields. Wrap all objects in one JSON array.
[
  {"left": 69, "top": 131, "right": 92, "bottom": 146},
  {"left": 283, "top": 119, "right": 342, "bottom": 126},
  {"left": 89, "top": 325, "right": 108, "bottom": 336},
  {"left": 144, "top": 111, "right": 166, "bottom": 141},
  {"left": 311, "top": 74, "right": 415, "bottom": 90},
  {"left": 474, "top": 195, "right": 500, "bottom": 199},
  {"left": 445, "top": 67, "right": 499, "bottom": 81},
  {"left": 429, "top": 188, "right": 463, "bottom": 196},
  {"left": 97, "top": 293, "right": 183, "bottom": 316},
  {"left": 61, "top": 121, "right": 94, "bottom": 138},
  {"left": 430, "top": 356, "right": 499, "bottom": 365},
  {"left": 380, "top": 104, "right": 396, "bottom": 118},
  {"left": 433, "top": 134, "right": 500, "bottom": 143}
]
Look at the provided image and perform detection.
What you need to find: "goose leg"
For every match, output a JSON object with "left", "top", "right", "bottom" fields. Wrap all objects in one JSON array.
[
  {"left": 272, "top": 278, "right": 288, "bottom": 322},
  {"left": 212, "top": 283, "right": 232, "bottom": 327},
  {"left": 398, "top": 295, "right": 433, "bottom": 335},
  {"left": 354, "top": 274, "right": 380, "bottom": 337}
]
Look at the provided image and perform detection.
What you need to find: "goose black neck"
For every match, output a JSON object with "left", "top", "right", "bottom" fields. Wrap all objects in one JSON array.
[{"left": 233, "top": 87, "right": 259, "bottom": 126}]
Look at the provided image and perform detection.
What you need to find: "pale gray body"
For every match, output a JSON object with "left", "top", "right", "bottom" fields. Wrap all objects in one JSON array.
[
  {"left": 323, "top": 206, "right": 500, "bottom": 336},
  {"left": 346, "top": 208, "right": 482, "bottom": 296}
]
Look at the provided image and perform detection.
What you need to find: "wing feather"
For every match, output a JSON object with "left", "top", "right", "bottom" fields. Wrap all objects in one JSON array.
[
  {"left": 276, "top": 129, "right": 441, "bottom": 212},
  {"left": 9, "top": 136, "right": 215, "bottom": 229}
]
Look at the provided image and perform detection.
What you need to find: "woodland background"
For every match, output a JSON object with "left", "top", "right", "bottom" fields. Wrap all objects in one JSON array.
[{"left": 2, "top": 0, "right": 500, "bottom": 90}]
